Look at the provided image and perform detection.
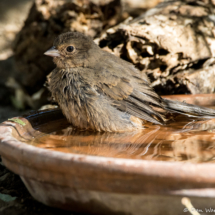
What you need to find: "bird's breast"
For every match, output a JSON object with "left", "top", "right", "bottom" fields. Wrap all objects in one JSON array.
[{"left": 49, "top": 69, "right": 98, "bottom": 129}]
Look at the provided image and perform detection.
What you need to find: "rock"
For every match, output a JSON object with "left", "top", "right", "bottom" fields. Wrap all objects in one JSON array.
[
  {"left": 97, "top": 0, "right": 215, "bottom": 95},
  {"left": 180, "top": 62, "right": 215, "bottom": 94}
]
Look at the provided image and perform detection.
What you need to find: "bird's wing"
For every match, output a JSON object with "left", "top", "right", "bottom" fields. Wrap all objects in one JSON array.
[
  {"left": 82, "top": 55, "right": 165, "bottom": 125},
  {"left": 99, "top": 71, "right": 165, "bottom": 125}
]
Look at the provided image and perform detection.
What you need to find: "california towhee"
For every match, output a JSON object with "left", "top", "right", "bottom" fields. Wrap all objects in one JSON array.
[{"left": 44, "top": 32, "right": 215, "bottom": 132}]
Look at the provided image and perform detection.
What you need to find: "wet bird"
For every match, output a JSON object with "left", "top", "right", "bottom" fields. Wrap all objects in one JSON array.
[{"left": 44, "top": 32, "right": 215, "bottom": 132}]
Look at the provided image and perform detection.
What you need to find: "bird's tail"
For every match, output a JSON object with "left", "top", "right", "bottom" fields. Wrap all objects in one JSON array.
[{"left": 162, "top": 98, "right": 215, "bottom": 119}]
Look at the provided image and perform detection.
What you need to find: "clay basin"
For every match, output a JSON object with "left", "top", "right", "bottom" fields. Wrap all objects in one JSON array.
[{"left": 1, "top": 94, "right": 215, "bottom": 214}]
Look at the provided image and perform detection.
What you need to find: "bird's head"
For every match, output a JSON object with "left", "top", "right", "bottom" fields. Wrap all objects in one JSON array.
[{"left": 44, "top": 32, "right": 100, "bottom": 69}]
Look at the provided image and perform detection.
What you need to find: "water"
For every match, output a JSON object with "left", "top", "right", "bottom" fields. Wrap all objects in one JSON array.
[{"left": 25, "top": 115, "right": 215, "bottom": 163}]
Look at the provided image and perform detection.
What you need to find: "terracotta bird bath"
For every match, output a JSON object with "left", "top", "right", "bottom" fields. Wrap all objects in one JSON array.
[{"left": 1, "top": 94, "right": 215, "bottom": 215}]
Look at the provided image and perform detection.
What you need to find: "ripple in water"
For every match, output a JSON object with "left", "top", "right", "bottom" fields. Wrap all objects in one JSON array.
[{"left": 24, "top": 115, "right": 215, "bottom": 163}]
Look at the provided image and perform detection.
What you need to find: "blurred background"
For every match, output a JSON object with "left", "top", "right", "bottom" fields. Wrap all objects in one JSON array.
[{"left": 0, "top": 0, "right": 33, "bottom": 121}]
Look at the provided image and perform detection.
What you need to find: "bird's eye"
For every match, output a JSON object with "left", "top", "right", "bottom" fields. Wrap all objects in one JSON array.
[{"left": 66, "top": 46, "right": 74, "bottom": 52}]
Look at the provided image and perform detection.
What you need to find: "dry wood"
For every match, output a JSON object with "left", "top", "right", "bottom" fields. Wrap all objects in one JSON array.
[{"left": 97, "top": 0, "right": 215, "bottom": 95}]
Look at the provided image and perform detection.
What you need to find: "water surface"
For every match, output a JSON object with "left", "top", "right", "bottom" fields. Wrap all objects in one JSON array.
[{"left": 24, "top": 113, "right": 215, "bottom": 163}]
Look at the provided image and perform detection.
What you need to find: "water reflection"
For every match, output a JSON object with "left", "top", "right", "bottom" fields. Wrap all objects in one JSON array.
[{"left": 28, "top": 116, "right": 215, "bottom": 163}]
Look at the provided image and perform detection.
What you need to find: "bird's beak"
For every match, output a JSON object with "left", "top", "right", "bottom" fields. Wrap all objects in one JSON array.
[{"left": 44, "top": 46, "right": 60, "bottom": 57}]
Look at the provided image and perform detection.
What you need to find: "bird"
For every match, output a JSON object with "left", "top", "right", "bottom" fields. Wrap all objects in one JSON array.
[{"left": 44, "top": 31, "right": 215, "bottom": 132}]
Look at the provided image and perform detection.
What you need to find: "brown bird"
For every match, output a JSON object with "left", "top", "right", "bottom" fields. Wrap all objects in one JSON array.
[{"left": 44, "top": 32, "right": 215, "bottom": 132}]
